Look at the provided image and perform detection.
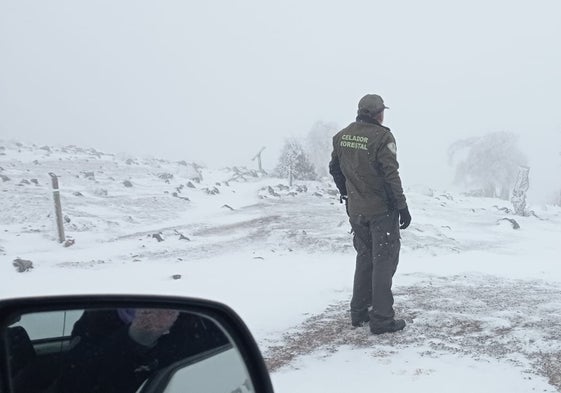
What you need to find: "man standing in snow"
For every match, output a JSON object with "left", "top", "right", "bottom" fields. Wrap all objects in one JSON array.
[{"left": 329, "top": 94, "right": 411, "bottom": 335}]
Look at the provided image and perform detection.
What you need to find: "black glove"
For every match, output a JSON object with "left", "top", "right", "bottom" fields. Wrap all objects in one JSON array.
[
  {"left": 399, "top": 207, "right": 411, "bottom": 229},
  {"left": 340, "top": 195, "right": 349, "bottom": 216}
]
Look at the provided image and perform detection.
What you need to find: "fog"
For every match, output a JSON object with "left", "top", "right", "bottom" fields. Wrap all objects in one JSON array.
[{"left": 1, "top": 0, "right": 560, "bottom": 200}]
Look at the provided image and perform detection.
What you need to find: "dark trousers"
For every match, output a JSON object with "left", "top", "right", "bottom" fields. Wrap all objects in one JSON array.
[{"left": 349, "top": 210, "right": 400, "bottom": 322}]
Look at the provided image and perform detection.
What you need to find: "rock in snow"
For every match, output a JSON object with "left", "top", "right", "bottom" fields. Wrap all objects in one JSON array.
[{"left": 13, "top": 258, "right": 33, "bottom": 273}]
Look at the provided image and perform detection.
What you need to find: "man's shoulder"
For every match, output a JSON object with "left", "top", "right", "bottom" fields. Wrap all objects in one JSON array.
[
  {"left": 335, "top": 121, "right": 392, "bottom": 139},
  {"left": 369, "top": 122, "right": 391, "bottom": 133},
  {"left": 360, "top": 123, "right": 396, "bottom": 150},
  {"left": 369, "top": 123, "right": 394, "bottom": 140}
]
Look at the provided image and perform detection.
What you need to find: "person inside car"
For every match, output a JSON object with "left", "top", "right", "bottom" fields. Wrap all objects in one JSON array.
[{"left": 54, "top": 308, "right": 228, "bottom": 393}]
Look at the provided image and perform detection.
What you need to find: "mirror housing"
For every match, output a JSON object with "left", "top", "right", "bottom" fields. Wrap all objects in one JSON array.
[{"left": 0, "top": 295, "right": 274, "bottom": 393}]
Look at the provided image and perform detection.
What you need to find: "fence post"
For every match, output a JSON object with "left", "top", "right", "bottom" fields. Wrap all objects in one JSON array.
[{"left": 49, "top": 172, "right": 66, "bottom": 243}]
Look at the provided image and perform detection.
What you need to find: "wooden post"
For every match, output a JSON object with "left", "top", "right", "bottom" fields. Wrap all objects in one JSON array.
[
  {"left": 251, "top": 147, "right": 266, "bottom": 174},
  {"left": 49, "top": 172, "right": 66, "bottom": 243}
]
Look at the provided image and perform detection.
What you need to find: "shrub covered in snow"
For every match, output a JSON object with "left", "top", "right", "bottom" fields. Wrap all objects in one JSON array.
[{"left": 274, "top": 138, "right": 317, "bottom": 183}]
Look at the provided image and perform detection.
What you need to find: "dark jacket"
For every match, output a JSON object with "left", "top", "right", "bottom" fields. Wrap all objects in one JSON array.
[
  {"left": 329, "top": 118, "right": 407, "bottom": 216},
  {"left": 57, "top": 310, "right": 228, "bottom": 393}
]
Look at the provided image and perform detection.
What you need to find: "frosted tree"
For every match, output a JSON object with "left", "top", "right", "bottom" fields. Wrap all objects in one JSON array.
[
  {"left": 274, "top": 138, "right": 317, "bottom": 185},
  {"left": 511, "top": 166, "right": 530, "bottom": 215},
  {"left": 448, "top": 131, "right": 528, "bottom": 199},
  {"left": 306, "top": 121, "right": 339, "bottom": 177},
  {"left": 556, "top": 151, "right": 561, "bottom": 206}
]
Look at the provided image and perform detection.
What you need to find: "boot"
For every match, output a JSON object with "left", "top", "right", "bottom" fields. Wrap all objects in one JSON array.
[
  {"left": 351, "top": 311, "right": 370, "bottom": 327},
  {"left": 370, "top": 319, "right": 406, "bottom": 335}
]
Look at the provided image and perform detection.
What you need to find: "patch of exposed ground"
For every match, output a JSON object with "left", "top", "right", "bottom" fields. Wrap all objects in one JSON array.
[
  {"left": 264, "top": 274, "right": 561, "bottom": 391},
  {"left": 191, "top": 216, "right": 282, "bottom": 236}
]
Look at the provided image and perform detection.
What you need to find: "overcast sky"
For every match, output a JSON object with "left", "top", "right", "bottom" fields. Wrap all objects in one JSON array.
[{"left": 1, "top": 0, "right": 560, "bottom": 195}]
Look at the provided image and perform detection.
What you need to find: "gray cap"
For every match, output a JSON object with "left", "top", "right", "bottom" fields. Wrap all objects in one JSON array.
[{"left": 357, "top": 94, "right": 389, "bottom": 116}]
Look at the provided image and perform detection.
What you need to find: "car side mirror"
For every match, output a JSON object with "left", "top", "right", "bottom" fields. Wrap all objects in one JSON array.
[{"left": 0, "top": 295, "right": 274, "bottom": 393}]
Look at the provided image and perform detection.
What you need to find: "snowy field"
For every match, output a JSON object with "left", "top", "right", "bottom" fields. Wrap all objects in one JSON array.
[{"left": 1, "top": 140, "right": 561, "bottom": 392}]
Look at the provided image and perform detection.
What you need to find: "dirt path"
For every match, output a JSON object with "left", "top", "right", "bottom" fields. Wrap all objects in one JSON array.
[{"left": 264, "top": 274, "right": 561, "bottom": 391}]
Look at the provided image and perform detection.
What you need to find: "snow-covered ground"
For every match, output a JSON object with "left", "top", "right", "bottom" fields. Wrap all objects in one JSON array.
[{"left": 1, "top": 140, "right": 561, "bottom": 392}]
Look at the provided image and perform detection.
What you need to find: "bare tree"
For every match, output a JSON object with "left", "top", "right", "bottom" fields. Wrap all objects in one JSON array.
[{"left": 252, "top": 147, "right": 267, "bottom": 174}]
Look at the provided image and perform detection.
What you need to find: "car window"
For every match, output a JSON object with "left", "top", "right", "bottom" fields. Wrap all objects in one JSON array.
[{"left": 13, "top": 310, "right": 83, "bottom": 341}]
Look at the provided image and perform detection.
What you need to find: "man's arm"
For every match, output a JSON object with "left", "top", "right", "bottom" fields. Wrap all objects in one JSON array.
[
  {"left": 377, "top": 133, "right": 407, "bottom": 211},
  {"left": 378, "top": 133, "right": 411, "bottom": 228}
]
